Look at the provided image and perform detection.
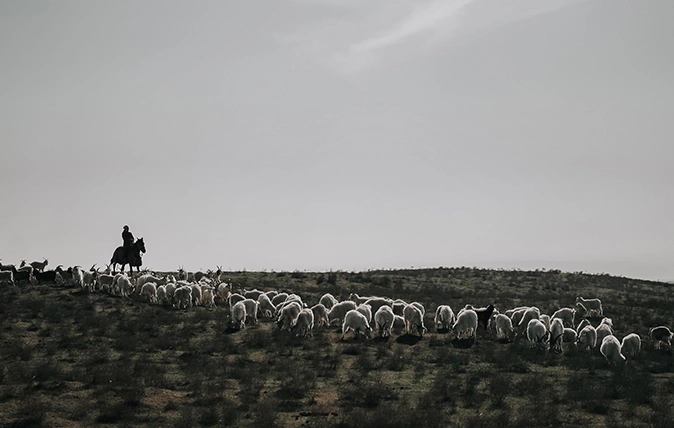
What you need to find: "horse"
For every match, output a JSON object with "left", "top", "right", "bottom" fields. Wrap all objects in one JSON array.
[{"left": 110, "top": 237, "right": 146, "bottom": 276}]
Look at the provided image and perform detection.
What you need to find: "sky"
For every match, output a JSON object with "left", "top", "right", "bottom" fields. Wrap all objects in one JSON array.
[{"left": 1, "top": 0, "right": 673, "bottom": 281}]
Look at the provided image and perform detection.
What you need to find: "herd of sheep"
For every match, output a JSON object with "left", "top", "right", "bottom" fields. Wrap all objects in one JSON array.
[{"left": 1, "top": 260, "right": 672, "bottom": 366}]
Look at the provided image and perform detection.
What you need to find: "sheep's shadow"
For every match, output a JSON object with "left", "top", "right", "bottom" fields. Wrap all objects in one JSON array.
[
  {"left": 436, "top": 328, "right": 450, "bottom": 334},
  {"left": 451, "top": 337, "right": 475, "bottom": 348},
  {"left": 396, "top": 334, "right": 423, "bottom": 346},
  {"left": 371, "top": 336, "right": 390, "bottom": 344}
]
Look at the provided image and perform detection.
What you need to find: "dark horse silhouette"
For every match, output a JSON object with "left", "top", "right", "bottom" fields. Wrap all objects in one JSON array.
[{"left": 110, "top": 237, "right": 146, "bottom": 276}]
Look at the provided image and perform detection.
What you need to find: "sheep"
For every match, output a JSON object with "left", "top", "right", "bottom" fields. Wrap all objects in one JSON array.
[
  {"left": 621, "top": 333, "right": 641, "bottom": 357},
  {"left": 374, "top": 305, "right": 395, "bottom": 338},
  {"left": 392, "top": 300, "right": 408, "bottom": 316},
  {"left": 311, "top": 304, "right": 330, "bottom": 328},
  {"left": 0, "top": 270, "right": 15, "bottom": 286},
  {"left": 201, "top": 286, "right": 216, "bottom": 308},
  {"left": 596, "top": 318, "right": 614, "bottom": 347},
  {"left": 231, "top": 301, "right": 247, "bottom": 329},
  {"left": 174, "top": 286, "right": 193, "bottom": 309},
  {"left": 257, "top": 293, "right": 276, "bottom": 318},
  {"left": 434, "top": 305, "right": 455, "bottom": 331},
  {"left": 327, "top": 300, "right": 357, "bottom": 325},
  {"left": 17, "top": 262, "right": 33, "bottom": 274},
  {"left": 241, "top": 299, "right": 260, "bottom": 324},
  {"left": 157, "top": 285, "right": 168, "bottom": 305},
  {"left": 319, "top": 293, "right": 338, "bottom": 310},
  {"left": 505, "top": 306, "right": 530, "bottom": 318},
  {"left": 136, "top": 274, "right": 166, "bottom": 291},
  {"left": 55, "top": 265, "right": 74, "bottom": 286},
  {"left": 575, "top": 296, "right": 603, "bottom": 317},
  {"left": 341, "top": 309, "right": 372, "bottom": 340},
  {"left": 539, "top": 314, "right": 551, "bottom": 331},
  {"left": 549, "top": 318, "right": 565, "bottom": 353},
  {"left": 551, "top": 308, "right": 576, "bottom": 328},
  {"left": 410, "top": 302, "right": 425, "bottom": 317},
  {"left": 140, "top": 282, "right": 158, "bottom": 303},
  {"left": 347, "top": 293, "right": 372, "bottom": 305},
  {"left": 527, "top": 319, "right": 549, "bottom": 350},
  {"left": 517, "top": 307, "right": 541, "bottom": 333},
  {"left": 194, "top": 270, "right": 207, "bottom": 283},
  {"left": 577, "top": 325, "right": 597, "bottom": 352},
  {"left": 190, "top": 284, "right": 203, "bottom": 306},
  {"left": 98, "top": 273, "right": 114, "bottom": 292},
  {"left": 356, "top": 304, "right": 373, "bottom": 324},
  {"left": 243, "top": 289, "right": 264, "bottom": 301},
  {"left": 403, "top": 304, "right": 427, "bottom": 337},
  {"left": 215, "top": 283, "right": 230, "bottom": 304},
  {"left": 165, "top": 282, "right": 177, "bottom": 300},
  {"left": 562, "top": 328, "right": 578, "bottom": 345},
  {"left": 452, "top": 309, "right": 478, "bottom": 340},
  {"left": 649, "top": 326, "right": 673, "bottom": 350},
  {"left": 509, "top": 307, "right": 530, "bottom": 326},
  {"left": 71, "top": 266, "right": 85, "bottom": 289},
  {"left": 10, "top": 266, "right": 30, "bottom": 285},
  {"left": 264, "top": 290, "right": 278, "bottom": 300},
  {"left": 29, "top": 258, "right": 48, "bottom": 272},
  {"left": 83, "top": 265, "right": 98, "bottom": 291},
  {"left": 493, "top": 314, "right": 515, "bottom": 341},
  {"left": 293, "top": 308, "right": 315, "bottom": 337},
  {"left": 600, "top": 335, "right": 626, "bottom": 366},
  {"left": 0, "top": 260, "right": 16, "bottom": 272},
  {"left": 576, "top": 318, "right": 591, "bottom": 335},
  {"left": 117, "top": 275, "right": 134, "bottom": 298},
  {"left": 271, "top": 292, "right": 289, "bottom": 306},
  {"left": 363, "top": 297, "right": 393, "bottom": 315},
  {"left": 228, "top": 293, "right": 246, "bottom": 308},
  {"left": 277, "top": 301, "right": 302, "bottom": 331},
  {"left": 177, "top": 266, "right": 188, "bottom": 281}
]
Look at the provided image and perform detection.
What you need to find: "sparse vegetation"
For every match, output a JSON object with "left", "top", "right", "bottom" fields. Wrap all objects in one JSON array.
[{"left": 0, "top": 267, "right": 672, "bottom": 426}]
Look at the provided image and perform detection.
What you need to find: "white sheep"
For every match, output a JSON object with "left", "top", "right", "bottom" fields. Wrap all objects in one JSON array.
[
  {"left": 243, "top": 289, "right": 264, "bottom": 300},
  {"left": 596, "top": 318, "right": 614, "bottom": 347},
  {"left": 577, "top": 325, "right": 597, "bottom": 352},
  {"left": 403, "top": 304, "right": 427, "bottom": 337},
  {"left": 241, "top": 298, "right": 260, "bottom": 324},
  {"left": 341, "top": 309, "right": 372, "bottom": 340},
  {"left": 277, "top": 301, "right": 302, "bottom": 331},
  {"left": 216, "top": 283, "right": 230, "bottom": 304},
  {"left": 347, "top": 293, "right": 372, "bottom": 305},
  {"left": 374, "top": 305, "right": 395, "bottom": 338},
  {"left": 493, "top": 314, "right": 515, "bottom": 341},
  {"left": 527, "top": 319, "right": 549, "bottom": 350},
  {"left": 201, "top": 286, "right": 216, "bottom": 308},
  {"left": 156, "top": 285, "right": 168, "bottom": 305},
  {"left": 293, "top": 308, "right": 315, "bottom": 337},
  {"left": 71, "top": 266, "right": 85, "bottom": 289},
  {"left": 549, "top": 318, "right": 565, "bottom": 353},
  {"left": 551, "top": 307, "right": 576, "bottom": 328},
  {"left": 356, "top": 303, "right": 373, "bottom": 324},
  {"left": 231, "top": 300, "right": 247, "bottom": 329},
  {"left": 517, "top": 307, "right": 541, "bottom": 333},
  {"left": 410, "top": 301, "right": 426, "bottom": 317},
  {"left": 600, "top": 335, "right": 625, "bottom": 366},
  {"left": 117, "top": 275, "right": 134, "bottom": 298},
  {"left": 174, "top": 286, "right": 193, "bottom": 309},
  {"left": 575, "top": 296, "right": 603, "bottom": 317},
  {"left": 327, "top": 300, "right": 357, "bottom": 325},
  {"left": 452, "top": 309, "right": 478, "bottom": 340},
  {"left": 140, "top": 282, "right": 158, "bottom": 303},
  {"left": 257, "top": 293, "right": 276, "bottom": 318},
  {"left": 82, "top": 266, "right": 98, "bottom": 292},
  {"left": 319, "top": 293, "right": 338, "bottom": 310},
  {"left": 575, "top": 318, "right": 591, "bottom": 335},
  {"left": 363, "top": 297, "right": 393, "bottom": 315},
  {"left": 434, "top": 305, "right": 455, "bottom": 331},
  {"left": 650, "top": 326, "right": 673, "bottom": 350},
  {"left": 621, "top": 333, "right": 641, "bottom": 357},
  {"left": 98, "top": 274, "right": 114, "bottom": 293},
  {"left": 228, "top": 293, "right": 246, "bottom": 308},
  {"left": 539, "top": 314, "right": 551, "bottom": 331},
  {"left": 392, "top": 300, "right": 408, "bottom": 316},
  {"left": 271, "top": 292, "right": 289, "bottom": 306},
  {"left": 311, "top": 304, "right": 330, "bottom": 328}
]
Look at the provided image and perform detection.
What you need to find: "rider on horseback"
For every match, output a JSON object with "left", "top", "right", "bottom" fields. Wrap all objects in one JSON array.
[{"left": 122, "top": 225, "right": 134, "bottom": 262}]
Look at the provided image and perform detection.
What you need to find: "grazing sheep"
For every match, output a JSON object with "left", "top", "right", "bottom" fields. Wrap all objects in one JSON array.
[
  {"left": 392, "top": 300, "right": 408, "bottom": 316},
  {"left": 650, "top": 326, "right": 673, "bottom": 350},
  {"left": 562, "top": 328, "right": 578, "bottom": 345},
  {"left": 596, "top": 318, "right": 614, "bottom": 347},
  {"left": 293, "top": 308, "right": 315, "bottom": 337},
  {"left": 271, "top": 292, "right": 289, "bottom": 306},
  {"left": 117, "top": 275, "right": 134, "bottom": 298},
  {"left": 505, "top": 306, "right": 530, "bottom": 318},
  {"left": 494, "top": 314, "right": 515, "bottom": 341},
  {"left": 600, "top": 335, "right": 626, "bottom": 366},
  {"left": 527, "top": 319, "right": 549, "bottom": 350},
  {"left": 452, "top": 309, "right": 478, "bottom": 340},
  {"left": 140, "top": 282, "right": 158, "bottom": 303},
  {"left": 577, "top": 325, "right": 597, "bottom": 352},
  {"left": 319, "top": 293, "right": 338, "bottom": 310},
  {"left": 551, "top": 307, "right": 576, "bottom": 328},
  {"left": 403, "top": 304, "right": 427, "bottom": 337},
  {"left": 539, "top": 314, "right": 551, "bottom": 331},
  {"left": 257, "top": 293, "right": 276, "bottom": 318},
  {"left": 327, "top": 300, "right": 357, "bottom": 325},
  {"left": 518, "top": 307, "right": 541, "bottom": 333},
  {"left": 550, "top": 318, "right": 565, "bottom": 353},
  {"left": 311, "top": 304, "right": 330, "bottom": 328},
  {"left": 174, "top": 286, "right": 193, "bottom": 309},
  {"left": 410, "top": 302, "right": 426, "bottom": 317},
  {"left": 156, "top": 285, "right": 168, "bottom": 305},
  {"left": 576, "top": 318, "right": 591, "bottom": 335},
  {"left": 201, "top": 286, "right": 216, "bottom": 308},
  {"left": 363, "top": 297, "right": 393, "bottom": 314},
  {"left": 241, "top": 299, "right": 260, "bottom": 324},
  {"left": 575, "top": 296, "right": 603, "bottom": 317},
  {"left": 228, "top": 293, "right": 246, "bottom": 308},
  {"left": 231, "top": 301, "right": 247, "bottom": 329},
  {"left": 374, "top": 305, "right": 395, "bottom": 338},
  {"left": 277, "top": 301, "right": 302, "bottom": 331},
  {"left": 190, "top": 284, "right": 203, "bottom": 306},
  {"left": 621, "top": 333, "right": 641, "bottom": 357},
  {"left": 347, "top": 293, "right": 373, "bottom": 305},
  {"left": 341, "top": 309, "right": 372, "bottom": 340},
  {"left": 356, "top": 304, "right": 373, "bottom": 323},
  {"left": 264, "top": 290, "right": 278, "bottom": 300},
  {"left": 509, "top": 307, "right": 530, "bottom": 327},
  {"left": 243, "top": 289, "right": 264, "bottom": 301},
  {"left": 434, "top": 305, "right": 455, "bottom": 331}
]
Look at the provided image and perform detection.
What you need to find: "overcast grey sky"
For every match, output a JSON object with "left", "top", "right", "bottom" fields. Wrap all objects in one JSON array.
[{"left": 2, "top": 0, "right": 673, "bottom": 281}]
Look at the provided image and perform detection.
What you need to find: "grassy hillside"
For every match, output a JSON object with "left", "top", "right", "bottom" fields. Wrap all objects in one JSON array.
[{"left": 1, "top": 267, "right": 673, "bottom": 427}]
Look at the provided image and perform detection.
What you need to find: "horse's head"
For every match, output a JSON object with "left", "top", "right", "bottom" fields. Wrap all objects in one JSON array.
[{"left": 136, "top": 237, "right": 146, "bottom": 254}]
